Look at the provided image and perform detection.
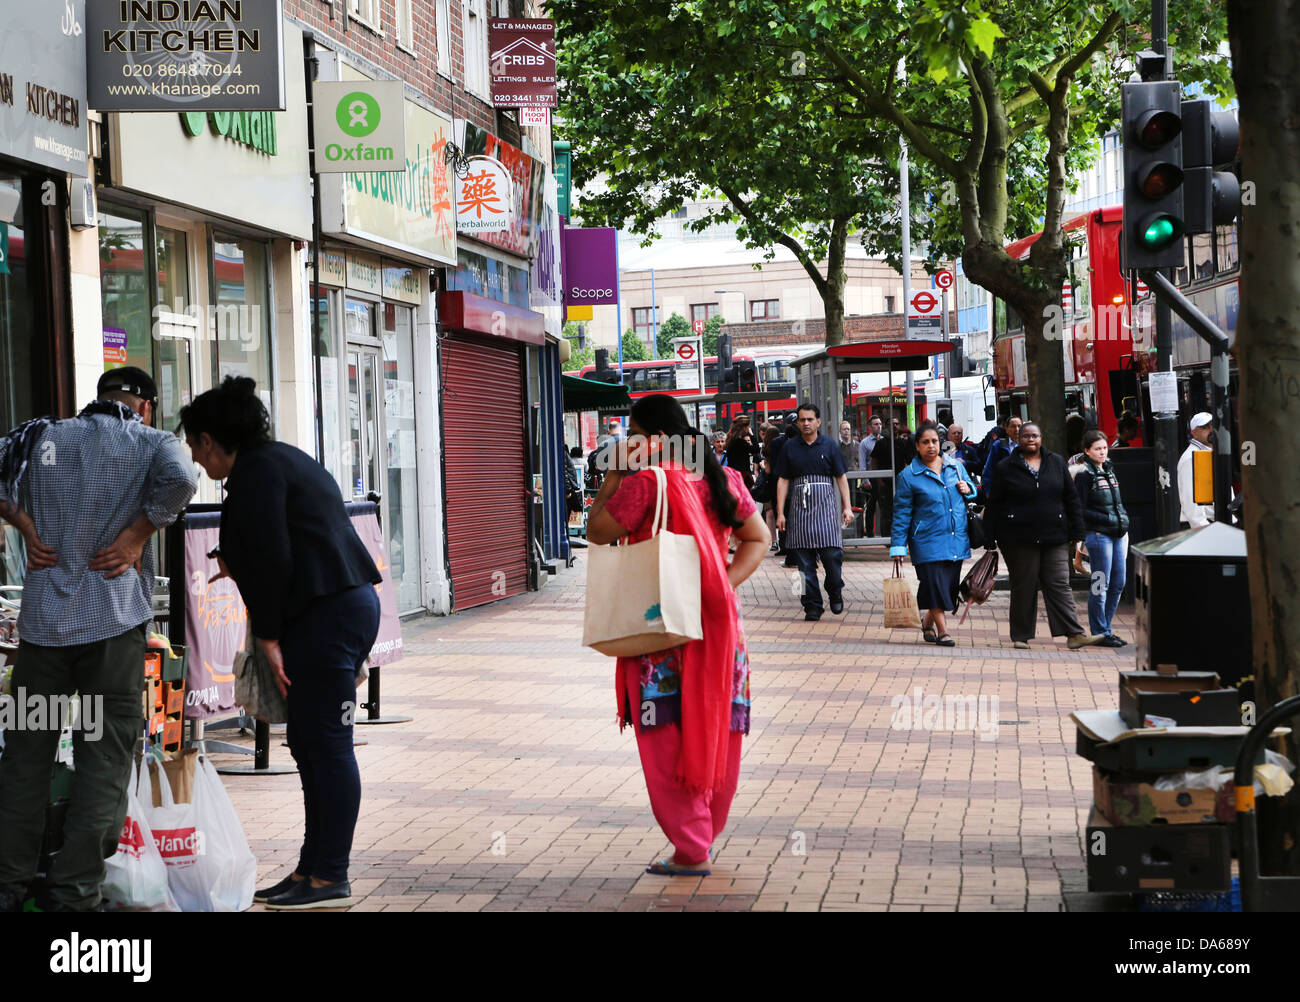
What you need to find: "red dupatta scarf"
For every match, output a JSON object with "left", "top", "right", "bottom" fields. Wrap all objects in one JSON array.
[{"left": 614, "top": 461, "right": 739, "bottom": 800}]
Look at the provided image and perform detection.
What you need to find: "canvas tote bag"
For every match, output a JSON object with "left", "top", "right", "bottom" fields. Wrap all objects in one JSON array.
[{"left": 583, "top": 466, "right": 703, "bottom": 657}]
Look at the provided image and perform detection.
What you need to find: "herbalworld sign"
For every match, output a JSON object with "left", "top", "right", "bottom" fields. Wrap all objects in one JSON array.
[{"left": 86, "top": 0, "right": 286, "bottom": 111}]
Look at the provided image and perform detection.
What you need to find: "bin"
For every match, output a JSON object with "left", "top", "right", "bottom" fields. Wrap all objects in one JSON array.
[{"left": 1132, "top": 522, "right": 1251, "bottom": 688}]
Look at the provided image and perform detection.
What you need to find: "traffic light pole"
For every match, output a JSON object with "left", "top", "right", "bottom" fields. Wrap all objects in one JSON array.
[{"left": 1148, "top": 0, "right": 1183, "bottom": 536}]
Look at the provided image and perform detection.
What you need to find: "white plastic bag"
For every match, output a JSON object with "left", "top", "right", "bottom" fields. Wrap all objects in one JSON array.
[
  {"left": 102, "top": 759, "right": 179, "bottom": 912},
  {"left": 188, "top": 754, "right": 256, "bottom": 912}
]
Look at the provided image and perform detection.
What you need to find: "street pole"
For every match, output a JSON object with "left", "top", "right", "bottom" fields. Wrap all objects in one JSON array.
[
  {"left": 304, "top": 32, "right": 326, "bottom": 467},
  {"left": 1150, "top": 0, "right": 1183, "bottom": 535},
  {"left": 900, "top": 134, "right": 914, "bottom": 431},
  {"left": 650, "top": 267, "right": 658, "bottom": 359},
  {"left": 942, "top": 286, "right": 951, "bottom": 397}
]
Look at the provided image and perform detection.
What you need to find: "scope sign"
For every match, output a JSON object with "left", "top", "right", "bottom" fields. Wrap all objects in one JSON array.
[{"left": 313, "top": 81, "right": 407, "bottom": 174}]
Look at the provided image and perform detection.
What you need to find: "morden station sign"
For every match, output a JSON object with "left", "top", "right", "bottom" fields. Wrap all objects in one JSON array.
[{"left": 87, "top": 0, "right": 285, "bottom": 111}]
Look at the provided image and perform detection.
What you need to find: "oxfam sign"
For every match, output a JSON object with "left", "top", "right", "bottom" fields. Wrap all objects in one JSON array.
[{"left": 312, "top": 80, "right": 406, "bottom": 174}]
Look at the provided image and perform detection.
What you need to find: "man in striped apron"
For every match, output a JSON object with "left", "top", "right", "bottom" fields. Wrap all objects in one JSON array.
[{"left": 775, "top": 404, "right": 854, "bottom": 621}]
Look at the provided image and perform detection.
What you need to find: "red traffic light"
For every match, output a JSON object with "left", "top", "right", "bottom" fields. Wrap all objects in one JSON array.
[
  {"left": 1135, "top": 108, "right": 1181, "bottom": 148},
  {"left": 1138, "top": 162, "right": 1184, "bottom": 199}
]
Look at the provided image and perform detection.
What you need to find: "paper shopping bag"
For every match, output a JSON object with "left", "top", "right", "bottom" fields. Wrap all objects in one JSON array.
[{"left": 883, "top": 565, "right": 923, "bottom": 629}]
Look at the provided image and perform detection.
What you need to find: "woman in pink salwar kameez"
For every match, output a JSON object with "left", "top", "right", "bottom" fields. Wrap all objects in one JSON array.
[{"left": 587, "top": 395, "right": 770, "bottom": 875}]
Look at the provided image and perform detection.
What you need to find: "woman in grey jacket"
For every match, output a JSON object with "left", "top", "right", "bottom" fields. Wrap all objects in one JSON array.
[{"left": 1072, "top": 430, "right": 1130, "bottom": 647}]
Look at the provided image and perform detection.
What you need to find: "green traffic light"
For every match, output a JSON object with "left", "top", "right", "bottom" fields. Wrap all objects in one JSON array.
[{"left": 1140, "top": 215, "right": 1181, "bottom": 248}]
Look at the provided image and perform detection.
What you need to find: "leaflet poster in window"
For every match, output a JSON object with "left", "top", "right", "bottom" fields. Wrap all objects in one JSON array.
[{"left": 488, "top": 18, "right": 556, "bottom": 108}]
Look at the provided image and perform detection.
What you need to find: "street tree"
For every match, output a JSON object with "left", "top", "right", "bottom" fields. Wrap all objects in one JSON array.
[
  {"left": 621, "top": 328, "right": 651, "bottom": 363},
  {"left": 1227, "top": 0, "right": 1300, "bottom": 871},
  {"left": 552, "top": 1, "right": 905, "bottom": 347},
  {"left": 657, "top": 312, "right": 690, "bottom": 359},
  {"left": 558, "top": 1, "right": 1229, "bottom": 453},
  {"left": 562, "top": 321, "right": 592, "bottom": 372}
]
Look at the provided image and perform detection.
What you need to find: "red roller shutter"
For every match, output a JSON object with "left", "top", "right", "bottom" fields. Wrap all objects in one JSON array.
[{"left": 441, "top": 333, "right": 530, "bottom": 609}]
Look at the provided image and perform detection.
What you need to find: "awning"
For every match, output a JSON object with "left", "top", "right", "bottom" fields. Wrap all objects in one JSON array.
[{"left": 562, "top": 374, "right": 632, "bottom": 413}]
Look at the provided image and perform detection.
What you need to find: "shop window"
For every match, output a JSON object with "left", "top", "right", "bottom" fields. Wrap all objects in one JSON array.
[
  {"left": 98, "top": 206, "right": 153, "bottom": 375},
  {"left": 382, "top": 303, "right": 422, "bottom": 612},
  {"left": 153, "top": 226, "right": 194, "bottom": 430},
  {"left": 209, "top": 233, "right": 273, "bottom": 419},
  {"left": 0, "top": 177, "right": 35, "bottom": 433},
  {"left": 311, "top": 284, "right": 347, "bottom": 494}
]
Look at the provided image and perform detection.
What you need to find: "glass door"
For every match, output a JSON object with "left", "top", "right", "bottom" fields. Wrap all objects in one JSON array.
[{"left": 346, "top": 343, "right": 383, "bottom": 501}]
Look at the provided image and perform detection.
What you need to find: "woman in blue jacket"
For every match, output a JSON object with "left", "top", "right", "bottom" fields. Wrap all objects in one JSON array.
[{"left": 890, "top": 422, "right": 976, "bottom": 646}]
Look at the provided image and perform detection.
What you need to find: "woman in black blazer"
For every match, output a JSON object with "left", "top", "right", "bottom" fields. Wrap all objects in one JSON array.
[
  {"left": 984, "top": 422, "right": 1104, "bottom": 652},
  {"left": 180, "top": 377, "right": 381, "bottom": 911}
]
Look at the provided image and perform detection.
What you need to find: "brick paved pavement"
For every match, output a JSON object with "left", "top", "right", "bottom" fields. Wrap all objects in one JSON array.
[{"left": 223, "top": 547, "right": 1130, "bottom": 912}]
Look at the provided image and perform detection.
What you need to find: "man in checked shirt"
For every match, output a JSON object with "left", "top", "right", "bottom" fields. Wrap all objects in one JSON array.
[{"left": 0, "top": 366, "right": 196, "bottom": 912}]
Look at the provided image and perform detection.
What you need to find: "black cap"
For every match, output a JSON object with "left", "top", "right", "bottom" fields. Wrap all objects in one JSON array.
[{"left": 98, "top": 365, "right": 157, "bottom": 404}]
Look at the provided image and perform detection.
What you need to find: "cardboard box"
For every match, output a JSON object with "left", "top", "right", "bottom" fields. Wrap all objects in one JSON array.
[
  {"left": 1072, "top": 709, "right": 1273, "bottom": 773},
  {"left": 1119, "top": 668, "right": 1239, "bottom": 729},
  {"left": 1086, "top": 807, "right": 1231, "bottom": 892},
  {"left": 1092, "top": 766, "right": 1234, "bottom": 825}
]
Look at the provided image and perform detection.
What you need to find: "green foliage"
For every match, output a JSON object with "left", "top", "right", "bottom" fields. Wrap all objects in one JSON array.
[
  {"left": 702, "top": 314, "right": 726, "bottom": 358},
  {"left": 562, "top": 321, "right": 592, "bottom": 372},
  {"left": 621, "top": 328, "right": 651, "bottom": 362},
  {"left": 657, "top": 312, "right": 690, "bottom": 359}
]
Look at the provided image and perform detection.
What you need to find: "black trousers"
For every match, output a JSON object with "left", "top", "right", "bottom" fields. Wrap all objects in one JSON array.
[
  {"left": 794, "top": 547, "right": 843, "bottom": 615},
  {"left": 999, "top": 541, "right": 1085, "bottom": 642},
  {"left": 280, "top": 584, "right": 382, "bottom": 884}
]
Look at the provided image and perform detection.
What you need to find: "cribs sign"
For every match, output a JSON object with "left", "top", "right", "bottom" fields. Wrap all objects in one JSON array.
[{"left": 454, "top": 155, "right": 512, "bottom": 233}]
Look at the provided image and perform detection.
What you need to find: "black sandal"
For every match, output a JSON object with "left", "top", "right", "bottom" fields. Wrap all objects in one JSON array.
[
  {"left": 935, "top": 633, "right": 956, "bottom": 647},
  {"left": 922, "top": 626, "right": 938, "bottom": 643}
]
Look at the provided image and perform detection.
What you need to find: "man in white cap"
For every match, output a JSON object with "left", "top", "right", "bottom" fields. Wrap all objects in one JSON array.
[{"left": 1177, "top": 412, "right": 1215, "bottom": 528}]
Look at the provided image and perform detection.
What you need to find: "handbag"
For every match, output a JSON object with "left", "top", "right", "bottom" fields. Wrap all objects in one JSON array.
[
  {"left": 582, "top": 466, "right": 704, "bottom": 657},
  {"left": 751, "top": 471, "right": 774, "bottom": 504},
  {"left": 957, "top": 549, "right": 1000, "bottom": 624},
  {"left": 882, "top": 562, "right": 923, "bottom": 629},
  {"left": 233, "top": 625, "right": 288, "bottom": 724},
  {"left": 965, "top": 501, "right": 988, "bottom": 550}
]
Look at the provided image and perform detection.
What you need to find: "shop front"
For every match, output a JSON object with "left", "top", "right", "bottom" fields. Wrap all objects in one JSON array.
[
  {"left": 0, "top": 1, "right": 88, "bottom": 585},
  {"left": 99, "top": 20, "right": 313, "bottom": 467},
  {"left": 314, "top": 47, "right": 458, "bottom": 615}
]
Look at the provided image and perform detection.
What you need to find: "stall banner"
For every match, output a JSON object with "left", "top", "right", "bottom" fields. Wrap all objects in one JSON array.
[
  {"left": 182, "top": 524, "right": 243, "bottom": 721},
  {"left": 460, "top": 123, "right": 542, "bottom": 259},
  {"left": 86, "top": 0, "right": 286, "bottom": 112},
  {"left": 488, "top": 18, "right": 556, "bottom": 109},
  {"left": 348, "top": 508, "right": 403, "bottom": 665}
]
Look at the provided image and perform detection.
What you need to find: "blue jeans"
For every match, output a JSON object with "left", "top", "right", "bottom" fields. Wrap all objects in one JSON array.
[
  {"left": 794, "top": 547, "right": 843, "bottom": 615},
  {"left": 1085, "top": 532, "right": 1127, "bottom": 636},
  {"left": 280, "top": 584, "right": 382, "bottom": 883}
]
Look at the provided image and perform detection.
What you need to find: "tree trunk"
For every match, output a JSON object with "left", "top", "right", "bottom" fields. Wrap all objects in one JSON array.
[
  {"left": 1022, "top": 305, "right": 1069, "bottom": 457},
  {"left": 1228, "top": 0, "right": 1300, "bottom": 873},
  {"left": 823, "top": 216, "right": 850, "bottom": 347}
]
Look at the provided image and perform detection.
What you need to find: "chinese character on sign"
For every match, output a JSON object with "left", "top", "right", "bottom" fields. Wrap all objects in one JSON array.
[
  {"left": 458, "top": 170, "right": 505, "bottom": 219},
  {"left": 455, "top": 156, "right": 513, "bottom": 233}
]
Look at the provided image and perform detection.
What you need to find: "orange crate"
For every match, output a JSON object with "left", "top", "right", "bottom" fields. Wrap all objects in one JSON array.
[
  {"left": 144, "top": 650, "right": 162, "bottom": 682},
  {"left": 164, "top": 684, "right": 184, "bottom": 715},
  {"left": 162, "top": 719, "right": 183, "bottom": 748},
  {"left": 149, "top": 710, "right": 165, "bottom": 735}
]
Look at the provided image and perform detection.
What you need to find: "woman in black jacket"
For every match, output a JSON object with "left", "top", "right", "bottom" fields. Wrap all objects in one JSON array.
[
  {"left": 1072, "top": 430, "right": 1130, "bottom": 647},
  {"left": 723, "top": 414, "right": 760, "bottom": 488},
  {"left": 985, "top": 423, "right": 1105, "bottom": 651},
  {"left": 180, "top": 377, "right": 382, "bottom": 910}
]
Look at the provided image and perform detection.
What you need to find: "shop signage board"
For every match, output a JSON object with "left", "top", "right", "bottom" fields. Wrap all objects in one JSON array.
[
  {"left": 318, "top": 249, "right": 346, "bottom": 286},
  {"left": 313, "top": 80, "right": 406, "bottom": 174},
  {"left": 529, "top": 173, "right": 562, "bottom": 335},
  {"left": 111, "top": 21, "right": 310, "bottom": 238},
  {"left": 488, "top": 18, "right": 556, "bottom": 108},
  {"left": 0, "top": 0, "right": 89, "bottom": 177},
  {"left": 319, "top": 54, "right": 456, "bottom": 267},
  {"left": 520, "top": 106, "right": 548, "bottom": 127},
  {"left": 381, "top": 260, "right": 421, "bottom": 305},
  {"left": 346, "top": 251, "right": 382, "bottom": 295},
  {"left": 459, "top": 122, "right": 542, "bottom": 259},
  {"left": 561, "top": 226, "right": 618, "bottom": 308},
  {"left": 86, "top": 0, "right": 285, "bottom": 111},
  {"left": 454, "top": 155, "right": 513, "bottom": 234},
  {"left": 553, "top": 142, "right": 571, "bottom": 218}
]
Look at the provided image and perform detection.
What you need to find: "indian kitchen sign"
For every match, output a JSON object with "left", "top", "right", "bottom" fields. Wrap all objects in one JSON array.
[
  {"left": 488, "top": 18, "right": 556, "bottom": 109},
  {"left": 86, "top": 0, "right": 286, "bottom": 111}
]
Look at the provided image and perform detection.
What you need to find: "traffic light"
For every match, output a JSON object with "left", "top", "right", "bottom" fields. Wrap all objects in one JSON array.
[
  {"left": 1181, "top": 100, "right": 1240, "bottom": 234},
  {"left": 716, "top": 333, "right": 735, "bottom": 393},
  {"left": 1121, "top": 81, "right": 1185, "bottom": 270}
]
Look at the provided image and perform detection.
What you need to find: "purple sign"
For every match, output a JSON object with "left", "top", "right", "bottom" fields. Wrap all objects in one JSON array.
[
  {"left": 561, "top": 227, "right": 619, "bottom": 307},
  {"left": 103, "top": 327, "right": 128, "bottom": 367}
]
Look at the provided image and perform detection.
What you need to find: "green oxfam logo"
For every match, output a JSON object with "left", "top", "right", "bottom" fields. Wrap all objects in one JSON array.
[{"left": 336, "top": 92, "right": 381, "bottom": 138}]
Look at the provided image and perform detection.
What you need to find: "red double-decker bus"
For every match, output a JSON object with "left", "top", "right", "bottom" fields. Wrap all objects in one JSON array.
[{"left": 990, "top": 206, "right": 1241, "bottom": 444}]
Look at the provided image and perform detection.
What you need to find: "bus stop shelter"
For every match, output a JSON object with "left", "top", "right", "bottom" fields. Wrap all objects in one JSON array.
[
  {"left": 791, "top": 340, "right": 953, "bottom": 547},
  {"left": 674, "top": 390, "right": 792, "bottom": 434}
]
